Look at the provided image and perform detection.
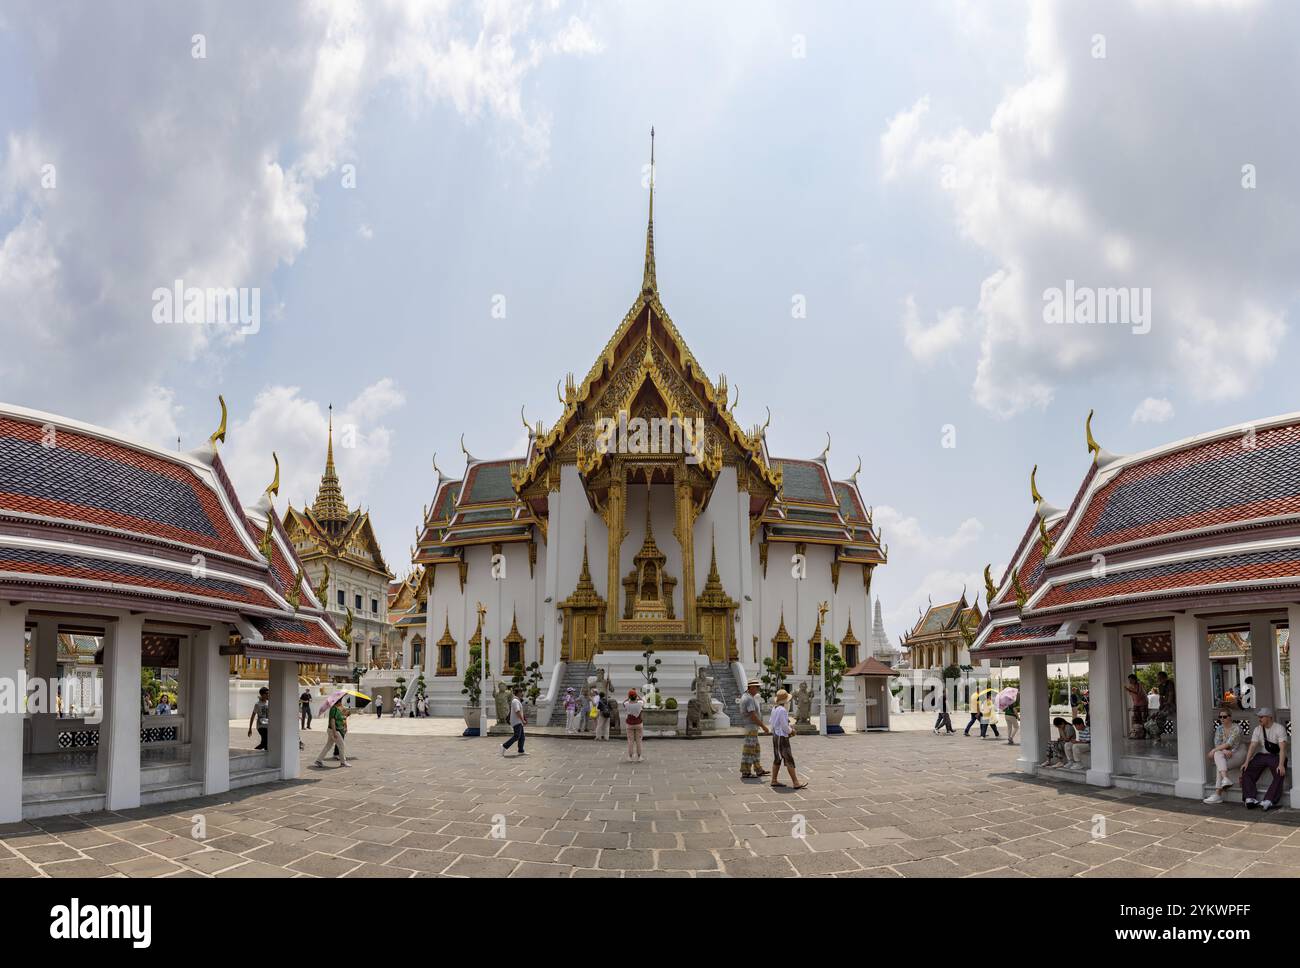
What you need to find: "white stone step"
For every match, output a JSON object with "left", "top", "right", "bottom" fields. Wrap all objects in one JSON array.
[
  {"left": 139, "top": 778, "right": 204, "bottom": 805},
  {"left": 229, "top": 767, "right": 281, "bottom": 790},
  {"left": 22, "top": 791, "right": 106, "bottom": 820},
  {"left": 22, "top": 770, "right": 100, "bottom": 796}
]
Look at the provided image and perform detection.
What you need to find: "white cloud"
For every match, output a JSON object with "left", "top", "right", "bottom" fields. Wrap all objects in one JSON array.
[
  {"left": 0, "top": 1, "right": 600, "bottom": 422},
  {"left": 221, "top": 379, "right": 406, "bottom": 516},
  {"left": 113, "top": 386, "right": 183, "bottom": 448},
  {"left": 880, "top": 0, "right": 1300, "bottom": 416},
  {"left": 902, "top": 295, "right": 966, "bottom": 362},
  {"left": 873, "top": 506, "right": 984, "bottom": 558},
  {"left": 885, "top": 567, "right": 985, "bottom": 643},
  {"left": 1131, "top": 396, "right": 1175, "bottom": 424}
]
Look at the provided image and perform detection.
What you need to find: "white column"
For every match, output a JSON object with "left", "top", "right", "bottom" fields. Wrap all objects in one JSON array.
[
  {"left": 189, "top": 630, "right": 230, "bottom": 795},
  {"left": 1172, "top": 613, "right": 1208, "bottom": 799},
  {"left": 1289, "top": 605, "right": 1300, "bottom": 809},
  {"left": 29, "top": 618, "right": 59, "bottom": 754},
  {"left": 736, "top": 491, "right": 754, "bottom": 669},
  {"left": 99, "top": 615, "right": 143, "bottom": 810},
  {"left": 856, "top": 676, "right": 868, "bottom": 732},
  {"left": 543, "top": 480, "right": 563, "bottom": 672},
  {"left": 268, "top": 659, "right": 300, "bottom": 779},
  {"left": 1018, "top": 653, "right": 1049, "bottom": 774},
  {"left": 1248, "top": 615, "right": 1277, "bottom": 710},
  {"left": 0, "top": 602, "right": 28, "bottom": 822},
  {"left": 1086, "top": 625, "right": 1116, "bottom": 787}
]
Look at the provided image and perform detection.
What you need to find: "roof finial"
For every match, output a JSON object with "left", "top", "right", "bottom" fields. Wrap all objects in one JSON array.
[
  {"left": 642, "top": 126, "right": 657, "bottom": 295},
  {"left": 1086, "top": 409, "right": 1102, "bottom": 463},
  {"left": 1030, "top": 464, "right": 1043, "bottom": 505},
  {"left": 208, "top": 395, "right": 227, "bottom": 450}
]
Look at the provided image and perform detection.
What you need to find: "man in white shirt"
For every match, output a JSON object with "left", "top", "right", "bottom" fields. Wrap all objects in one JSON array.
[
  {"left": 501, "top": 688, "right": 528, "bottom": 757},
  {"left": 769, "top": 689, "right": 805, "bottom": 789},
  {"left": 1242, "top": 707, "right": 1288, "bottom": 811}
]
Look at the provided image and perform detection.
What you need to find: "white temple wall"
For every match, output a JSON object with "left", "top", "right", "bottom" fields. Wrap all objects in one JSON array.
[
  {"left": 830, "top": 562, "right": 870, "bottom": 657},
  {"left": 756, "top": 542, "right": 835, "bottom": 673},
  {"left": 695, "top": 467, "right": 742, "bottom": 600},
  {"left": 556, "top": 465, "right": 606, "bottom": 604}
]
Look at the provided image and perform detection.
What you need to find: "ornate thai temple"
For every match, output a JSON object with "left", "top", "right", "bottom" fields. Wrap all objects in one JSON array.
[
  {"left": 282, "top": 411, "right": 393, "bottom": 676},
  {"left": 902, "top": 594, "right": 983, "bottom": 672},
  {"left": 411, "top": 139, "right": 887, "bottom": 717},
  {"left": 0, "top": 400, "right": 348, "bottom": 820},
  {"left": 971, "top": 412, "right": 1297, "bottom": 806}
]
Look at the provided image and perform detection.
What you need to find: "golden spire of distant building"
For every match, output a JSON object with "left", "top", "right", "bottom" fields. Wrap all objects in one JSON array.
[
  {"left": 642, "top": 126, "right": 657, "bottom": 295},
  {"left": 312, "top": 404, "right": 349, "bottom": 523}
]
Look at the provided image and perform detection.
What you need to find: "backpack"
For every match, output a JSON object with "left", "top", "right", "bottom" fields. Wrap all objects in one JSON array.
[{"left": 597, "top": 697, "right": 609, "bottom": 716}]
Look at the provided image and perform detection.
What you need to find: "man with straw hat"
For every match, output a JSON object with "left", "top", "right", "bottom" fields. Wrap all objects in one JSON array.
[
  {"left": 769, "top": 688, "right": 806, "bottom": 789},
  {"left": 738, "top": 679, "right": 770, "bottom": 779}
]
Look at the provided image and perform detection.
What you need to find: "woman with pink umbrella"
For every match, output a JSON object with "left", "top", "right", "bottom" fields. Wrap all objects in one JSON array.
[
  {"left": 314, "top": 689, "right": 367, "bottom": 768},
  {"left": 997, "top": 687, "right": 1020, "bottom": 746}
]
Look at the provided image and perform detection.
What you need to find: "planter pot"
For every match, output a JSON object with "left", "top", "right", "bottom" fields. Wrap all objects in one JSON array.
[
  {"left": 825, "top": 703, "right": 846, "bottom": 728},
  {"left": 642, "top": 708, "right": 679, "bottom": 733},
  {"left": 462, "top": 705, "right": 481, "bottom": 730}
]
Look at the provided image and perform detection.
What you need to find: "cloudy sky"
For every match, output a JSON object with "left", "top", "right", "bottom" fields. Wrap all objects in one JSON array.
[{"left": 2, "top": 0, "right": 1297, "bottom": 640}]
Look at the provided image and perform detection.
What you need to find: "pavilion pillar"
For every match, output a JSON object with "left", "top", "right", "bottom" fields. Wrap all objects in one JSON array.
[
  {"left": 1085, "top": 625, "right": 1117, "bottom": 787},
  {"left": 605, "top": 473, "right": 625, "bottom": 632},
  {"left": 268, "top": 659, "right": 300, "bottom": 780},
  {"left": 1248, "top": 614, "right": 1278, "bottom": 710},
  {"left": 0, "top": 602, "right": 28, "bottom": 822},
  {"left": 1018, "top": 653, "right": 1049, "bottom": 774},
  {"left": 1172, "top": 613, "right": 1209, "bottom": 799},
  {"left": 29, "top": 618, "right": 60, "bottom": 754},
  {"left": 189, "top": 629, "right": 230, "bottom": 795},
  {"left": 1288, "top": 605, "right": 1300, "bottom": 808},
  {"left": 99, "top": 614, "right": 143, "bottom": 810},
  {"left": 675, "top": 477, "right": 697, "bottom": 634},
  {"left": 736, "top": 476, "right": 755, "bottom": 667}
]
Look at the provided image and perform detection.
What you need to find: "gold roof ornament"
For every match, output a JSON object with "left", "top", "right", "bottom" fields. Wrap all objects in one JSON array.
[
  {"left": 1030, "top": 464, "right": 1043, "bottom": 505},
  {"left": 730, "top": 383, "right": 740, "bottom": 413},
  {"left": 265, "top": 451, "right": 280, "bottom": 500},
  {"left": 208, "top": 395, "right": 228, "bottom": 449},
  {"left": 983, "top": 564, "right": 997, "bottom": 602},
  {"left": 815, "top": 432, "right": 831, "bottom": 464},
  {"left": 341, "top": 606, "right": 353, "bottom": 643},
  {"left": 1086, "top": 409, "right": 1101, "bottom": 463},
  {"left": 287, "top": 566, "right": 304, "bottom": 610},
  {"left": 1011, "top": 571, "right": 1027, "bottom": 609},
  {"left": 848, "top": 455, "right": 862, "bottom": 486},
  {"left": 437, "top": 610, "right": 456, "bottom": 648},
  {"left": 460, "top": 433, "right": 478, "bottom": 464},
  {"left": 1038, "top": 514, "right": 1054, "bottom": 556},
  {"left": 315, "top": 562, "right": 330, "bottom": 604},
  {"left": 259, "top": 515, "right": 275, "bottom": 562}
]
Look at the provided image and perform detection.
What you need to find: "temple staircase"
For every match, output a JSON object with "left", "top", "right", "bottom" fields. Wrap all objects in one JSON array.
[
  {"left": 548, "top": 661, "right": 593, "bottom": 726},
  {"left": 709, "top": 660, "right": 740, "bottom": 726}
]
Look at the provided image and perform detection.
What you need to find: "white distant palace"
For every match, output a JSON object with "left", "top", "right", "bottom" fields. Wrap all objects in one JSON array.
[{"left": 406, "top": 145, "right": 888, "bottom": 721}]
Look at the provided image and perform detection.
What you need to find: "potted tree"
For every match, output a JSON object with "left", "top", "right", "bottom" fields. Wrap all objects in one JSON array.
[
  {"left": 635, "top": 640, "right": 676, "bottom": 732},
  {"left": 760, "top": 656, "right": 784, "bottom": 716},
  {"left": 415, "top": 674, "right": 427, "bottom": 715},
  {"left": 524, "top": 661, "right": 543, "bottom": 720},
  {"left": 460, "top": 643, "right": 484, "bottom": 731},
  {"left": 821, "top": 641, "right": 847, "bottom": 730}
]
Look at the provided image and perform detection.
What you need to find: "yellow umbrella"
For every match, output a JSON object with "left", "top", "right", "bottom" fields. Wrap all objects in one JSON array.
[{"left": 974, "top": 687, "right": 997, "bottom": 698}]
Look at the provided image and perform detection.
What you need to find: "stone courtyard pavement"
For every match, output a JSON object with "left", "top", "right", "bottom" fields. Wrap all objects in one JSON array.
[{"left": 2, "top": 728, "right": 1298, "bottom": 878}]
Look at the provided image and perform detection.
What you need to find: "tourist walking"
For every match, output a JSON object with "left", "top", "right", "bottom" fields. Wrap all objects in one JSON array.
[
  {"left": 248, "top": 686, "right": 270, "bottom": 750},
  {"left": 963, "top": 691, "right": 982, "bottom": 736},
  {"left": 314, "top": 696, "right": 350, "bottom": 768},
  {"left": 375, "top": 694, "right": 384, "bottom": 718},
  {"left": 501, "top": 688, "right": 528, "bottom": 756},
  {"left": 933, "top": 689, "right": 955, "bottom": 735},
  {"left": 1003, "top": 695, "right": 1020, "bottom": 745},
  {"left": 299, "top": 689, "right": 313, "bottom": 730},
  {"left": 738, "top": 679, "right": 771, "bottom": 779},
  {"left": 978, "top": 694, "right": 1000, "bottom": 739},
  {"left": 769, "top": 689, "right": 806, "bottom": 790},
  {"left": 594, "top": 691, "right": 611, "bottom": 740},
  {"left": 1241, "top": 707, "right": 1288, "bottom": 812},
  {"left": 623, "top": 689, "right": 645, "bottom": 762},
  {"left": 1203, "top": 708, "right": 1247, "bottom": 803}
]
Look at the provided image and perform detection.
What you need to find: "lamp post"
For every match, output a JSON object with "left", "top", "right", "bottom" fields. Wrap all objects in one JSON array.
[
  {"left": 818, "top": 601, "right": 829, "bottom": 737},
  {"left": 476, "top": 601, "right": 488, "bottom": 738}
]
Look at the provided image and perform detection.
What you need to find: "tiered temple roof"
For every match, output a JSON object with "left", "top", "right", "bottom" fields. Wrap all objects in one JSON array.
[
  {"left": 972, "top": 412, "right": 1300, "bottom": 658},
  {"left": 0, "top": 402, "right": 347, "bottom": 664}
]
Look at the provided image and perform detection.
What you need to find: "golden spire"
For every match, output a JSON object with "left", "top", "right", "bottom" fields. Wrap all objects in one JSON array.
[
  {"left": 642, "top": 126, "right": 657, "bottom": 295},
  {"left": 312, "top": 404, "right": 349, "bottom": 522}
]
